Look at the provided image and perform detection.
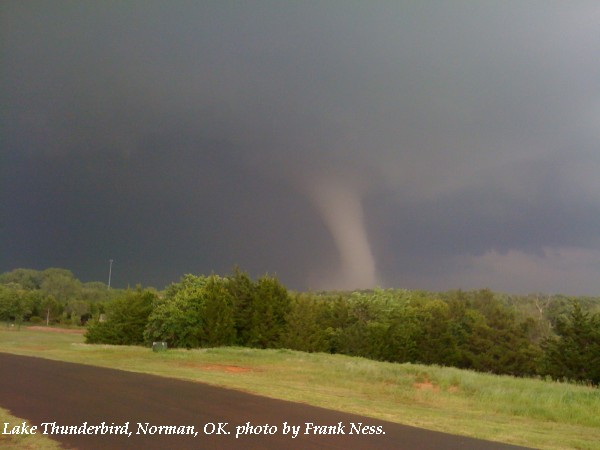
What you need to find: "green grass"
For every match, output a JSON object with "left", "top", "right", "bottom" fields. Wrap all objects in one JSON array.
[
  {"left": 0, "top": 408, "right": 62, "bottom": 450},
  {"left": 1, "top": 327, "right": 599, "bottom": 449}
]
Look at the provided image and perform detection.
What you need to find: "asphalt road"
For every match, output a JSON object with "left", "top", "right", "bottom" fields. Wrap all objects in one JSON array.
[{"left": 0, "top": 353, "right": 530, "bottom": 449}]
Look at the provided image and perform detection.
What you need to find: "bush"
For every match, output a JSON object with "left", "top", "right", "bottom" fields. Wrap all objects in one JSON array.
[
  {"left": 85, "top": 288, "right": 156, "bottom": 345},
  {"left": 144, "top": 275, "right": 236, "bottom": 348}
]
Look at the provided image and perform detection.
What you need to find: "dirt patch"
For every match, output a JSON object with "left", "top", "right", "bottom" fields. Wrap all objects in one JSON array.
[
  {"left": 205, "top": 364, "right": 251, "bottom": 373},
  {"left": 178, "top": 361, "right": 251, "bottom": 373},
  {"left": 26, "top": 326, "right": 85, "bottom": 335},
  {"left": 413, "top": 381, "right": 460, "bottom": 393},
  {"left": 413, "top": 381, "right": 440, "bottom": 392}
]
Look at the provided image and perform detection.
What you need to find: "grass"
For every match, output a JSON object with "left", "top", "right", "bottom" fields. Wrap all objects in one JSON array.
[
  {"left": 0, "top": 408, "right": 62, "bottom": 450},
  {"left": 1, "top": 327, "right": 599, "bottom": 449}
]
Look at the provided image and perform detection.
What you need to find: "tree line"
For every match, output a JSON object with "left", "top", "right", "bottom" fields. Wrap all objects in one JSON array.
[
  {"left": 1, "top": 267, "right": 599, "bottom": 385},
  {"left": 0, "top": 268, "right": 121, "bottom": 326}
]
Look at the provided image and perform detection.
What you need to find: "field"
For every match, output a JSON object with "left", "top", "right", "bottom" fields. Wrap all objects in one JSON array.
[{"left": 1, "top": 326, "right": 599, "bottom": 449}]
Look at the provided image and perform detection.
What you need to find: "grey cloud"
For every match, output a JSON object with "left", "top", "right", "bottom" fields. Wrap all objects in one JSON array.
[{"left": 2, "top": 1, "right": 600, "bottom": 293}]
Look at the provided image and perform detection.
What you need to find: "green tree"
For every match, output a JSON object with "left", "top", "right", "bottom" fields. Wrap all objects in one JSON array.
[
  {"left": 244, "top": 274, "right": 290, "bottom": 348},
  {"left": 144, "top": 274, "right": 236, "bottom": 348},
  {"left": 200, "top": 276, "right": 236, "bottom": 346},
  {"left": 416, "top": 299, "right": 460, "bottom": 366},
  {"left": 40, "top": 295, "right": 61, "bottom": 325},
  {"left": 542, "top": 302, "right": 600, "bottom": 385},
  {"left": 381, "top": 303, "right": 422, "bottom": 363},
  {"left": 40, "top": 269, "right": 81, "bottom": 305},
  {"left": 227, "top": 268, "right": 255, "bottom": 345},
  {"left": 282, "top": 293, "right": 331, "bottom": 352},
  {"left": 64, "top": 299, "right": 90, "bottom": 325},
  {"left": 80, "top": 282, "right": 117, "bottom": 303},
  {"left": 0, "top": 283, "right": 32, "bottom": 328},
  {"left": 85, "top": 288, "right": 156, "bottom": 345},
  {"left": 443, "top": 289, "right": 540, "bottom": 376},
  {"left": 144, "top": 275, "right": 207, "bottom": 348},
  {"left": 0, "top": 268, "right": 44, "bottom": 290}
]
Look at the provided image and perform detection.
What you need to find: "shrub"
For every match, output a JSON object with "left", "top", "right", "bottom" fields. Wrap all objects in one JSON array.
[{"left": 85, "top": 288, "right": 156, "bottom": 345}]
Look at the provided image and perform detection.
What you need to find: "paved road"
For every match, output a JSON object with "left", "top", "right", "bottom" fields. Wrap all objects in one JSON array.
[{"left": 0, "top": 353, "right": 529, "bottom": 449}]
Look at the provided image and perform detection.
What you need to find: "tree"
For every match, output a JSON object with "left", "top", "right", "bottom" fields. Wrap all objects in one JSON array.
[
  {"left": 200, "top": 276, "right": 236, "bottom": 346},
  {"left": 0, "top": 268, "right": 44, "bottom": 290},
  {"left": 85, "top": 288, "right": 156, "bottom": 345},
  {"left": 40, "top": 295, "right": 61, "bottom": 325},
  {"left": 282, "top": 293, "right": 331, "bottom": 352},
  {"left": 144, "top": 274, "right": 236, "bottom": 348},
  {"left": 380, "top": 303, "right": 422, "bottom": 363},
  {"left": 244, "top": 274, "right": 290, "bottom": 348},
  {"left": 40, "top": 269, "right": 81, "bottom": 304},
  {"left": 144, "top": 275, "right": 208, "bottom": 348},
  {"left": 80, "top": 282, "right": 117, "bottom": 303},
  {"left": 416, "top": 300, "right": 460, "bottom": 366},
  {"left": 0, "top": 283, "right": 31, "bottom": 328},
  {"left": 542, "top": 302, "right": 600, "bottom": 385},
  {"left": 64, "top": 299, "right": 90, "bottom": 325},
  {"left": 227, "top": 268, "right": 255, "bottom": 345}
]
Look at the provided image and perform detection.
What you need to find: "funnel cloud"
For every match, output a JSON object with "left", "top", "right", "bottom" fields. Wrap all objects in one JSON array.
[{"left": 307, "top": 177, "right": 378, "bottom": 290}]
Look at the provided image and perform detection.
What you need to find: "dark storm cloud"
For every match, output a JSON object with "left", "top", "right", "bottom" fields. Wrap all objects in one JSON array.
[{"left": 2, "top": 1, "right": 600, "bottom": 293}]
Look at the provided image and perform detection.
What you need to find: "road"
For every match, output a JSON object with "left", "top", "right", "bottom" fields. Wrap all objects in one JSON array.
[{"left": 0, "top": 353, "right": 529, "bottom": 449}]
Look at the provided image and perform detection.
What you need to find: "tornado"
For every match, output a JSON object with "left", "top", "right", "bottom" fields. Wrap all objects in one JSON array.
[{"left": 307, "top": 176, "right": 378, "bottom": 290}]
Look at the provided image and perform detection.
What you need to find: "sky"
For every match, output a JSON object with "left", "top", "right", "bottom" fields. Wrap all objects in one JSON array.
[{"left": 2, "top": 1, "right": 600, "bottom": 295}]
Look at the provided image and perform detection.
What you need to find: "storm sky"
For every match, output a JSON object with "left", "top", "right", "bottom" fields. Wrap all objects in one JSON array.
[{"left": 2, "top": 1, "right": 600, "bottom": 294}]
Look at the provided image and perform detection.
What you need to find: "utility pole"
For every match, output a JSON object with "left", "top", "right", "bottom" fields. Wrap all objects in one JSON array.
[{"left": 108, "top": 259, "right": 114, "bottom": 289}]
